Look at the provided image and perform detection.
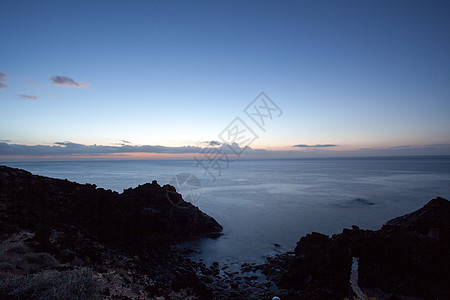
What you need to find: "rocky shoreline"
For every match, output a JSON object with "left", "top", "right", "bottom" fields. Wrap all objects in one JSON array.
[
  {"left": 260, "top": 196, "right": 450, "bottom": 299},
  {"left": 1, "top": 165, "right": 449, "bottom": 299}
]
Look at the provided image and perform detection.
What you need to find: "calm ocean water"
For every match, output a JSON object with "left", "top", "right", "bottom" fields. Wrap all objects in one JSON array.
[{"left": 3, "top": 157, "right": 450, "bottom": 264}]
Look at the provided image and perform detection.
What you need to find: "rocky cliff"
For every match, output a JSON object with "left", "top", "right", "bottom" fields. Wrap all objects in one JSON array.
[
  {"left": 263, "top": 197, "right": 450, "bottom": 299},
  {"left": 0, "top": 165, "right": 222, "bottom": 248}
]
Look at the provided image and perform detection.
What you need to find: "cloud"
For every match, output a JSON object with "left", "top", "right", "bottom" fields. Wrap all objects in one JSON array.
[
  {"left": 388, "top": 145, "right": 411, "bottom": 149},
  {"left": 0, "top": 72, "right": 8, "bottom": 89},
  {"left": 0, "top": 141, "right": 204, "bottom": 156},
  {"left": 113, "top": 140, "right": 132, "bottom": 146},
  {"left": 293, "top": 144, "right": 337, "bottom": 148},
  {"left": 0, "top": 141, "right": 449, "bottom": 159},
  {"left": 358, "top": 143, "right": 450, "bottom": 153},
  {"left": 50, "top": 76, "right": 89, "bottom": 88},
  {"left": 0, "top": 140, "right": 263, "bottom": 157},
  {"left": 54, "top": 141, "right": 85, "bottom": 147},
  {"left": 17, "top": 94, "right": 39, "bottom": 100},
  {"left": 425, "top": 143, "right": 450, "bottom": 147},
  {"left": 209, "top": 140, "right": 221, "bottom": 146}
]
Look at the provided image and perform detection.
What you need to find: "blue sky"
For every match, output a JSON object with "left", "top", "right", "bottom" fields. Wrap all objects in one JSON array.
[{"left": 1, "top": 0, "right": 449, "bottom": 159}]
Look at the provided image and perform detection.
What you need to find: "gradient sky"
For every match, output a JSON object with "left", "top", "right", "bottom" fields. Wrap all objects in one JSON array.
[{"left": 1, "top": 0, "right": 449, "bottom": 160}]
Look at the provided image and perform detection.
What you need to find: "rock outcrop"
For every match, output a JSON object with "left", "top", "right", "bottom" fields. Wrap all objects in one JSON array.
[
  {"left": 263, "top": 197, "right": 450, "bottom": 299},
  {"left": 0, "top": 165, "right": 222, "bottom": 248},
  {"left": 357, "top": 197, "right": 450, "bottom": 298}
]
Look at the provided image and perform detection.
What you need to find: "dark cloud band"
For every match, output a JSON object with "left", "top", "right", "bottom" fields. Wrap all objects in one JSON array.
[{"left": 0, "top": 141, "right": 250, "bottom": 156}]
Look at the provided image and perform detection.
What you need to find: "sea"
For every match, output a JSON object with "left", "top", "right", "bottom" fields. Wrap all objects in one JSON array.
[{"left": 3, "top": 156, "right": 450, "bottom": 265}]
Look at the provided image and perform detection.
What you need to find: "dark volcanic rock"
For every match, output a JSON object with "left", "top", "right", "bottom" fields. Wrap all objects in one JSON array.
[
  {"left": 0, "top": 165, "right": 222, "bottom": 247},
  {"left": 266, "top": 232, "right": 352, "bottom": 299},
  {"left": 357, "top": 197, "right": 450, "bottom": 298},
  {"left": 172, "top": 271, "right": 212, "bottom": 299},
  {"left": 383, "top": 196, "right": 450, "bottom": 240},
  {"left": 263, "top": 197, "right": 450, "bottom": 299}
]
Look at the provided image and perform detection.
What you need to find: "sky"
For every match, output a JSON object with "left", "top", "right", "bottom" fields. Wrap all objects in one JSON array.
[{"left": 1, "top": 0, "right": 449, "bottom": 160}]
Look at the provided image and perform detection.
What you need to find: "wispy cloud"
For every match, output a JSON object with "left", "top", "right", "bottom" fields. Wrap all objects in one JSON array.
[
  {"left": 425, "top": 143, "right": 450, "bottom": 147},
  {"left": 113, "top": 140, "right": 133, "bottom": 146},
  {"left": 50, "top": 76, "right": 89, "bottom": 88},
  {"left": 0, "top": 72, "right": 8, "bottom": 89},
  {"left": 208, "top": 140, "right": 222, "bottom": 146},
  {"left": 197, "top": 140, "right": 224, "bottom": 147},
  {"left": 17, "top": 94, "right": 39, "bottom": 100},
  {"left": 358, "top": 143, "right": 450, "bottom": 155},
  {"left": 293, "top": 144, "right": 337, "bottom": 148}
]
